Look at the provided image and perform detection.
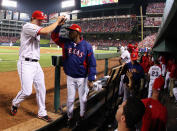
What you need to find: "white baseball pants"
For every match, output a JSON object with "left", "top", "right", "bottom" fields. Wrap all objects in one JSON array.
[
  {"left": 66, "top": 75, "right": 89, "bottom": 119},
  {"left": 12, "top": 60, "right": 47, "bottom": 117},
  {"left": 161, "top": 64, "right": 166, "bottom": 77},
  {"left": 148, "top": 80, "right": 154, "bottom": 98},
  {"left": 164, "top": 71, "right": 170, "bottom": 89}
]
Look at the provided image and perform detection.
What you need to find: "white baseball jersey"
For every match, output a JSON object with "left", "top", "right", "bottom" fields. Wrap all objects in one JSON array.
[
  {"left": 148, "top": 65, "right": 162, "bottom": 81},
  {"left": 19, "top": 23, "right": 42, "bottom": 60},
  {"left": 121, "top": 50, "right": 130, "bottom": 63}
]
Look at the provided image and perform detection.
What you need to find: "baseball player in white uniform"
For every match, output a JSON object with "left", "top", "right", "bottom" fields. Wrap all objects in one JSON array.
[
  {"left": 148, "top": 61, "right": 162, "bottom": 98},
  {"left": 118, "top": 46, "right": 130, "bottom": 96},
  {"left": 11, "top": 10, "right": 66, "bottom": 122}
]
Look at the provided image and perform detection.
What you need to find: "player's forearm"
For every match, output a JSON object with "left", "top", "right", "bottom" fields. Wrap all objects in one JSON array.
[
  {"left": 51, "top": 26, "right": 61, "bottom": 44},
  {"left": 39, "top": 22, "right": 59, "bottom": 35}
]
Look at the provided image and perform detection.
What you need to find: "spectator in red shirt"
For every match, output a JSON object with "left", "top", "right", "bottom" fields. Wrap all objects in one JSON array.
[
  {"left": 140, "top": 52, "right": 151, "bottom": 90},
  {"left": 141, "top": 52, "right": 149, "bottom": 63},
  {"left": 141, "top": 52, "right": 150, "bottom": 73},
  {"left": 141, "top": 76, "right": 167, "bottom": 131},
  {"left": 133, "top": 43, "right": 139, "bottom": 55}
]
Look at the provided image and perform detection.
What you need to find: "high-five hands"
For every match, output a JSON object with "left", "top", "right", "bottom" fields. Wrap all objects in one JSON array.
[{"left": 57, "top": 15, "right": 67, "bottom": 26}]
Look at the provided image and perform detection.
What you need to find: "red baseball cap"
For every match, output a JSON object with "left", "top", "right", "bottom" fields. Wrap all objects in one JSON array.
[
  {"left": 153, "top": 75, "right": 165, "bottom": 91},
  {"left": 32, "top": 10, "right": 46, "bottom": 20},
  {"left": 131, "top": 52, "right": 138, "bottom": 61},
  {"left": 128, "top": 44, "right": 134, "bottom": 49},
  {"left": 66, "top": 24, "right": 82, "bottom": 33}
]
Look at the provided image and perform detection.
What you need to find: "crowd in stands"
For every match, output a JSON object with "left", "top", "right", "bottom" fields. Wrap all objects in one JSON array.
[
  {"left": 81, "top": 18, "right": 135, "bottom": 33},
  {"left": 144, "top": 17, "right": 162, "bottom": 27},
  {"left": 138, "top": 33, "right": 157, "bottom": 49},
  {"left": 87, "top": 40, "right": 137, "bottom": 47},
  {"left": 146, "top": 2, "right": 165, "bottom": 14},
  {"left": 72, "top": 18, "right": 136, "bottom": 33},
  {"left": 0, "top": 36, "right": 19, "bottom": 43}
]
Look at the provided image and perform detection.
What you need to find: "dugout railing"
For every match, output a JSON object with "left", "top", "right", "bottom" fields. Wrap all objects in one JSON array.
[{"left": 51, "top": 53, "right": 120, "bottom": 112}]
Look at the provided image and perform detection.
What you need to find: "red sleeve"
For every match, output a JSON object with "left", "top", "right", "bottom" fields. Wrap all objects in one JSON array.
[
  {"left": 37, "top": 28, "right": 43, "bottom": 35},
  {"left": 141, "top": 99, "right": 149, "bottom": 106},
  {"left": 141, "top": 98, "right": 152, "bottom": 131},
  {"left": 51, "top": 32, "right": 64, "bottom": 48}
]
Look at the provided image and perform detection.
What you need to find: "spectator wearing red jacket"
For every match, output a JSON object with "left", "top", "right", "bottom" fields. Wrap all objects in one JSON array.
[
  {"left": 141, "top": 76, "right": 167, "bottom": 131},
  {"left": 133, "top": 43, "right": 139, "bottom": 55},
  {"left": 141, "top": 52, "right": 150, "bottom": 73},
  {"left": 140, "top": 53, "right": 151, "bottom": 89},
  {"left": 127, "top": 44, "right": 134, "bottom": 53}
]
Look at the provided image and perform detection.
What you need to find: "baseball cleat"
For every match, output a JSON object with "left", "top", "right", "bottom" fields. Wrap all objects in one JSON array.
[
  {"left": 67, "top": 118, "right": 73, "bottom": 128},
  {"left": 11, "top": 106, "right": 18, "bottom": 116},
  {"left": 38, "top": 115, "right": 53, "bottom": 122},
  {"left": 76, "top": 116, "right": 85, "bottom": 127}
]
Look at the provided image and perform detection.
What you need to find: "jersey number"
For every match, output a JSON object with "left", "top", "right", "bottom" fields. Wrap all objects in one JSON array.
[{"left": 152, "top": 71, "right": 159, "bottom": 77}]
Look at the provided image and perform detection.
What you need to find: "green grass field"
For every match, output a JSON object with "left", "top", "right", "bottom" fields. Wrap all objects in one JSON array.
[
  {"left": 16, "top": 39, "right": 50, "bottom": 44},
  {"left": 0, "top": 46, "right": 117, "bottom": 72}
]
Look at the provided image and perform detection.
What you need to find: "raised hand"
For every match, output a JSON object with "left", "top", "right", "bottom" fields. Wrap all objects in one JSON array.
[{"left": 57, "top": 16, "right": 67, "bottom": 26}]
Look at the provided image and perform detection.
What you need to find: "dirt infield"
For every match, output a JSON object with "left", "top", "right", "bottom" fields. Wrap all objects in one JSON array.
[{"left": 0, "top": 57, "right": 119, "bottom": 130}]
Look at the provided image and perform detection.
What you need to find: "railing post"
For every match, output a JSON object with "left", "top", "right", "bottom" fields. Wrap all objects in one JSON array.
[
  {"left": 52, "top": 56, "right": 63, "bottom": 113},
  {"left": 104, "top": 58, "right": 108, "bottom": 76},
  {"left": 54, "top": 65, "right": 60, "bottom": 112}
]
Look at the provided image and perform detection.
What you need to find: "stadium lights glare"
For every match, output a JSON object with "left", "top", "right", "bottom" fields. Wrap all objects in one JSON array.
[
  {"left": 2, "top": 0, "right": 17, "bottom": 8},
  {"left": 61, "top": 0, "right": 75, "bottom": 8},
  {"left": 71, "top": 10, "right": 80, "bottom": 14}
]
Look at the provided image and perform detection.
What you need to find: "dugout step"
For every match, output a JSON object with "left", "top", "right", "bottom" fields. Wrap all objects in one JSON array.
[
  {"left": 2, "top": 91, "right": 97, "bottom": 131},
  {"left": 3, "top": 112, "right": 61, "bottom": 131}
]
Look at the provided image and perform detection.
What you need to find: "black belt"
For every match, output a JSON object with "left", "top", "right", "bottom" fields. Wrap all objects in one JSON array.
[{"left": 25, "top": 58, "right": 38, "bottom": 62}]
